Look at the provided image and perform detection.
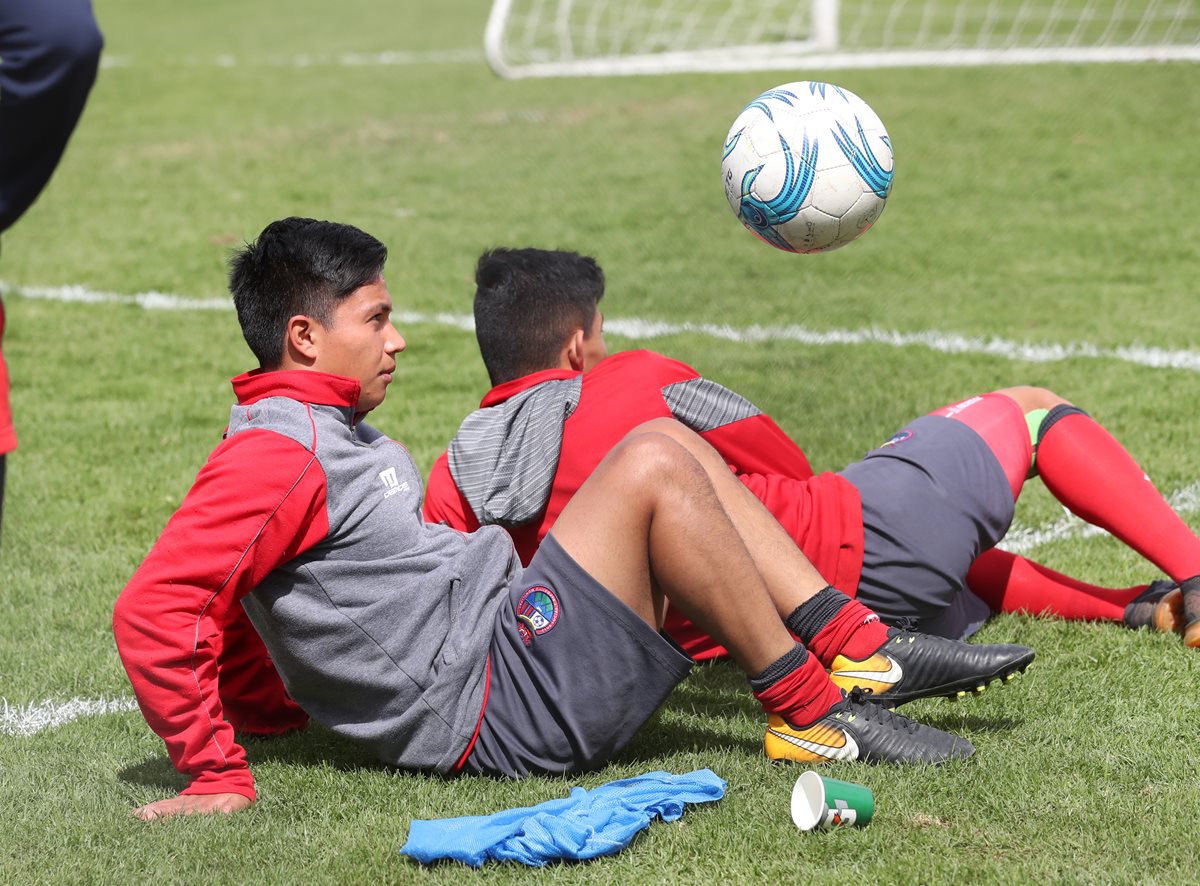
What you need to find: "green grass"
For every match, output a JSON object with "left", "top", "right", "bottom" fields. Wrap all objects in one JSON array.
[{"left": 1, "top": 0, "right": 1198, "bottom": 882}]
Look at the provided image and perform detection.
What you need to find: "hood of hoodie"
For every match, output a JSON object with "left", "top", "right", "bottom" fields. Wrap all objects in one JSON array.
[{"left": 447, "top": 376, "right": 583, "bottom": 527}]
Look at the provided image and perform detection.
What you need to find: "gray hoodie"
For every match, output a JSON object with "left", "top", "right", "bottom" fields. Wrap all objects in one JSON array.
[{"left": 236, "top": 393, "right": 519, "bottom": 773}]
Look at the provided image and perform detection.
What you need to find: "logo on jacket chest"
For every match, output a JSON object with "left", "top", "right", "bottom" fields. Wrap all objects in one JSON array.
[{"left": 379, "top": 466, "right": 411, "bottom": 498}]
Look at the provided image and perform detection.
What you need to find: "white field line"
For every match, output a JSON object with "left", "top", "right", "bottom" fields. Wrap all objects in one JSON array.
[
  {"left": 5, "top": 280, "right": 1200, "bottom": 374},
  {"left": 605, "top": 318, "right": 1200, "bottom": 373},
  {"left": 999, "top": 481, "right": 1200, "bottom": 555},
  {"left": 100, "top": 49, "right": 484, "bottom": 70},
  {"left": 0, "top": 696, "right": 139, "bottom": 737},
  {"left": 0, "top": 282, "right": 230, "bottom": 311}
]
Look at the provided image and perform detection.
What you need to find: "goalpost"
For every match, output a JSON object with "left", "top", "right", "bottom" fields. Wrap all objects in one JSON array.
[{"left": 484, "top": 0, "right": 1200, "bottom": 78}]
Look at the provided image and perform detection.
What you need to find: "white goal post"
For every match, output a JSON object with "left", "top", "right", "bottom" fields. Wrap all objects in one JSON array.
[{"left": 484, "top": 0, "right": 1200, "bottom": 78}]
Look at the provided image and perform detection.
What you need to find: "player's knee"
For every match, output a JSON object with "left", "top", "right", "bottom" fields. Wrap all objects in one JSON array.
[
  {"left": 624, "top": 417, "right": 687, "bottom": 442},
  {"left": 610, "top": 428, "right": 698, "bottom": 488},
  {"left": 1036, "top": 403, "right": 1090, "bottom": 443}
]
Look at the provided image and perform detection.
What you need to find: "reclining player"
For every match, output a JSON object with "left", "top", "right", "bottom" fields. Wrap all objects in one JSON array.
[
  {"left": 423, "top": 247, "right": 1200, "bottom": 663},
  {"left": 112, "top": 218, "right": 1034, "bottom": 821}
]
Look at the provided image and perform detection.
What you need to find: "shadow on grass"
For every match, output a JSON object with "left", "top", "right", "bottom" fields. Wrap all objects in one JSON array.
[
  {"left": 239, "top": 722, "right": 386, "bottom": 771},
  {"left": 665, "top": 660, "right": 760, "bottom": 715},
  {"left": 117, "top": 722, "right": 388, "bottom": 789},
  {"left": 617, "top": 721, "right": 763, "bottom": 764},
  {"left": 908, "top": 710, "right": 1024, "bottom": 735},
  {"left": 117, "top": 757, "right": 190, "bottom": 792},
  {"left": 121, "top": 662, "right": 1015, "bottom": 789}
]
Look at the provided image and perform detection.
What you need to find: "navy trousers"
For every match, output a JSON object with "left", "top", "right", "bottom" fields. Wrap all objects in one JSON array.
[
  {"left": 0, "top": 0, "right": 101, "bottom": 545},
  {"left": 0, "top": 0, "right": 103, "bottom": 232}
]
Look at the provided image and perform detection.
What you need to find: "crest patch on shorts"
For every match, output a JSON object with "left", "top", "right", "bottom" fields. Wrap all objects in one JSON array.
[
  {"left": 515, "top": 585, "right": 560, "bottom": 647},
  {"left": 880, "top": 428, "right": 913, "bottom": 449}
]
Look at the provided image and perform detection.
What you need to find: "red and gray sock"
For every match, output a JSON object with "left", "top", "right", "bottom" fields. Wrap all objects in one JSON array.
[
  {"left": 749, "top": 642, "right": 844, "bottom": 727},
  {"left": 784, "top": 585, "right": 890, "bottom": 667}
]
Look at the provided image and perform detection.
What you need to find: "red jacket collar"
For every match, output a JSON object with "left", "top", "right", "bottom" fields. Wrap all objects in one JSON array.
[
  {"left": 232, "top": 369, "right": 362, "bottom": 409},
  {"left": 480, "top": 368, "right": 579, "bottom": 408}
]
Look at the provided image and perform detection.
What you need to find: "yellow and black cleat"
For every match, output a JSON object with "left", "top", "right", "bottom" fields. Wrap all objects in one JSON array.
[
  {"left": 764, "top": 692, "right": 974, "bottom": 766},
  {"left": 829, "top": 627, "right": 1035, "bottom": 708}
]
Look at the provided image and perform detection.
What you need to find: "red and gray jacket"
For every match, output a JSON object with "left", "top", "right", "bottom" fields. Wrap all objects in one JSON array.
[{"left": 114, "top": 370, "right": 517, "bottom": 799}]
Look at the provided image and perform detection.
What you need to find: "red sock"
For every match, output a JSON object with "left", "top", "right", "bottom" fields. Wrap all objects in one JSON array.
[
  {"left": 1036, "top": 411, "right": 1200, "bottom": 583},
  {"left": 967, "top": 548, "right": 1145, "bottom": 622},
  {"left": 752, "top": 646, "right": 844, "bottom": 727},
  {"left": 790, "top": 591, "right": 889, "bottom": 666}
]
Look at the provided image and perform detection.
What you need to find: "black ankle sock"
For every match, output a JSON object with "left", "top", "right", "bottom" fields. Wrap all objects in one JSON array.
[
  {"left": 783, "top": 585, "right": 847, "bottom": 643},
  {"left": 748, "top": 643, "right": 810, "bottom": 693}
]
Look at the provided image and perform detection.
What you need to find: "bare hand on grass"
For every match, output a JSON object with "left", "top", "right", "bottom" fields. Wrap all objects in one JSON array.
[{"left": 132, "top": 793, "right": 253, "bottom": 821}]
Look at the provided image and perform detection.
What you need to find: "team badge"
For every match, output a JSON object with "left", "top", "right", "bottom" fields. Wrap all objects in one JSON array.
[
  {"left": 880, "top": 428, "right": 913, "bottom": 449},
  {"left": 515, "top": 585, "right": 560, "bottom": 647}
]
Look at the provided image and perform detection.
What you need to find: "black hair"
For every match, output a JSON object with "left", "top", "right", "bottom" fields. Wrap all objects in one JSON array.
[
  {"left": 473, "top": 247, "right": 604, "bottom": 386},
  {"left": 228, "top": 217, "right": 388, "bottom": 368}
]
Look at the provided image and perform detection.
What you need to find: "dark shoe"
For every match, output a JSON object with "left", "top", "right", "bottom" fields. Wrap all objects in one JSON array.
[
  {"left": 1181, "top": 576, "right": 1200, "bottom": 649},
  {"left": 1124, "top": 579, "right": 1182, "bottom": 633},
  {"left": 764, "top": 690, "right": 974, "bottom": 765},
  {"left": 828, "top": 627, "right": 1034, "bottom": 707}
]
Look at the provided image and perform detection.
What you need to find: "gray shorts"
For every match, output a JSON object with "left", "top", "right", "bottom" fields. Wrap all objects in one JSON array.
[
  {"left": 839, "top": 415, "right": 1014, "bottom": 640},
  {"left": 463, "top": 533, "right": 693, "bottom": 778}
]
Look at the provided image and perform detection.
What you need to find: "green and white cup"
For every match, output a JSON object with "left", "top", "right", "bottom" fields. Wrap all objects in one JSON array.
[{"left": 790, "top": 770, "right": 875, "bottom": 831}]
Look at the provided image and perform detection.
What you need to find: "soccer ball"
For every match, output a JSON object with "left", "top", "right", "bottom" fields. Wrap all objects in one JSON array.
[{"left": 721, "top": 81, "right": 893, "bottom": 253}]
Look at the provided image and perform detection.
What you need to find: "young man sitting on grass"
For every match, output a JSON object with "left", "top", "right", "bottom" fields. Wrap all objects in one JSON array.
[
  {"left": 423, "top": 247, "right": 1200, "bottom": 661},
  {"left": 113, "top": 218, "right": 1034, "bottom": 821}
]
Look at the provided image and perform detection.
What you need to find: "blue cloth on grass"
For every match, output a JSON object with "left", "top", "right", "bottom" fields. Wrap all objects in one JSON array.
[{"left": 400, "top": 769, "right": 726, "bottom": 867}]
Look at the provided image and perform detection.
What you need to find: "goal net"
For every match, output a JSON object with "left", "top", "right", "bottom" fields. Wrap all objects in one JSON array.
[{"left": 485, "top": 0, "right": 1200, "bottom": 78}]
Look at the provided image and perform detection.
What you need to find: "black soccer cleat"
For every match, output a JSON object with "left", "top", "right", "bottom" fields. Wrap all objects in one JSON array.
[
  {"left": 764, "top": 690, "right": 974, "bottom": 765},
  {"left": 1123, "top": 579, "right": 1182, "bottom": 633},
  {"left": 828, "top": 626, "right": 1035, "bottom": 707},
  {"left": 1181, "top": 576, "right": 1200, "bottom": 649}
]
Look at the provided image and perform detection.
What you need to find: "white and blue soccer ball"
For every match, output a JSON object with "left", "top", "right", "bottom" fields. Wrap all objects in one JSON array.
[{"left": 721, "top": 81, "right": 894, "bottom": 253}]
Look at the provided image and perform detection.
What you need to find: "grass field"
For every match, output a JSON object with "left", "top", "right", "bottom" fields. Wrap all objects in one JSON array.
[{"left": 1, "top": 0, "right": 1199, "bottom": 882}]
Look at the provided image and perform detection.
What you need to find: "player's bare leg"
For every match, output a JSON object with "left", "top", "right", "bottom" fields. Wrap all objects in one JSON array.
[
  {"left": 551, "top": 425, "right": 798, "bottom": 675},
  {"left": 569, "top": 417, "right": 896, "bottom": 666},
  {"left": 605, "top": 419, "right": 834, "bottom": 612},
  {"left": 551, "top": 427, "right": 975, "bottom": 764},
  {"left": 598, "top": 419, "right": 1035, "bottom": 703},
  {"left": 608, "top": 418, "right": 892, "bottom": 661}
]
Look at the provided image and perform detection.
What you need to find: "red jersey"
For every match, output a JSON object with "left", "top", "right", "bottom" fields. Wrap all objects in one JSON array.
[{"left": 423, "top": 350, "right": 863, "bottom": 659}]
